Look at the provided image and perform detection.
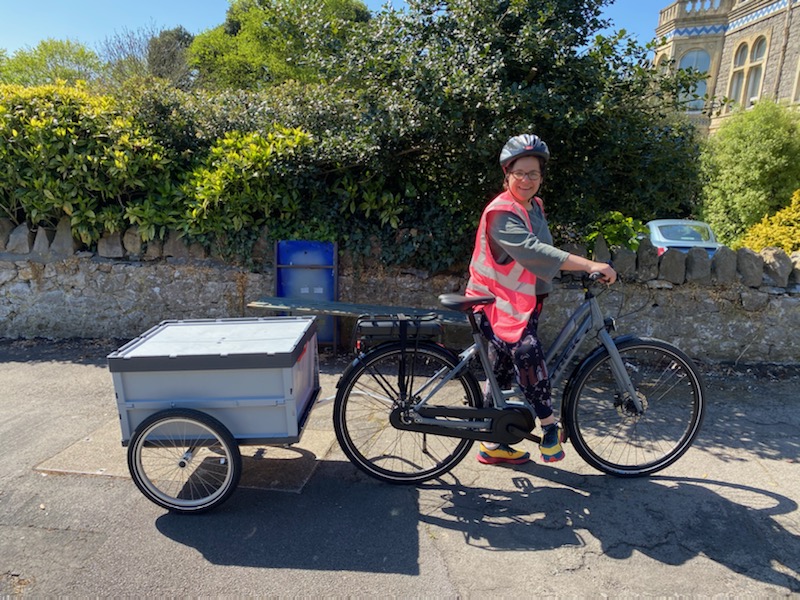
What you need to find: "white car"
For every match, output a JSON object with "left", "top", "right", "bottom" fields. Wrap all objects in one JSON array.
[{"left": 644, "top": 219, "right": 721, "bottom": 257}]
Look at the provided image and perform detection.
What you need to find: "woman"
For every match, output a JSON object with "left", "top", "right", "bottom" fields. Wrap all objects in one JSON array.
[{"left": 467, "top": 134, "right": 616, "bottom": 465}]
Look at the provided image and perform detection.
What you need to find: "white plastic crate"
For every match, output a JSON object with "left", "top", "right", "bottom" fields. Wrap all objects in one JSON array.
[{"left": 108, "top": 317, "right": 319, "bottom": 445}]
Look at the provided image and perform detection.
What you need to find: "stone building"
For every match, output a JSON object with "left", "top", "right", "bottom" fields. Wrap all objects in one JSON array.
[{"left": 655, "top": 0, "right": 800, "bottom": 132}]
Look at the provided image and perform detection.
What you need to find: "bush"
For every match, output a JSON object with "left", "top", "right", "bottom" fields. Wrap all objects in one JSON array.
[
  {"left": 0, "top": 83, "right": 178, "bottom": 244},
  {"left": 585, "top": 211, "right": 647, "bottom": 251},
  {"left": 738, "top": 189, "right": 800, "bottom": 254},
  {"left": 184, "top": 127, "right": 314, "bottom": 259},
  {"left": 701, "top": 100, "right": 800, "bottom": 244},
  {"left": 112, "top": 79, "right": 278, "bottom": 162}
]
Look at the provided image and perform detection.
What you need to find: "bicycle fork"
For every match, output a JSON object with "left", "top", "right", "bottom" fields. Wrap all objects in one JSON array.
[{"left": 597, "top": 329, "right": 646, "bottom": 415}]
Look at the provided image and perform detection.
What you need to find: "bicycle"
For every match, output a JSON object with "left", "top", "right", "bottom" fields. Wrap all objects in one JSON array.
[{"left": 333, "top": 274, "right": 706, "bottom": 484}]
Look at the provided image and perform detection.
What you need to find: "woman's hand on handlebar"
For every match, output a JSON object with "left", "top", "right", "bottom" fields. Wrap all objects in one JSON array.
[
  {"left": 589, "top": 262, "right": 616, "bottom": 284},
  {"left": 561, "top": 254, "right": 617, "bottom": 284}
]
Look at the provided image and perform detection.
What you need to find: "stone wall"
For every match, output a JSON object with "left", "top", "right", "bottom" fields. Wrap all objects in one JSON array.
[{"left": 1, "top": 219, "right": 799, "bottom": 365}]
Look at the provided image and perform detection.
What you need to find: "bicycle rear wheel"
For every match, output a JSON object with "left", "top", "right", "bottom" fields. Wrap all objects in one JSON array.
[
  {"left": 333, "top": 342, "right": 482, "bottom": 484},
  {"left": 127, "top": 408, "right": 242, "bottom": 513},
  {"left": 564, "top": 337, "right": 705, "bottom": 477}
]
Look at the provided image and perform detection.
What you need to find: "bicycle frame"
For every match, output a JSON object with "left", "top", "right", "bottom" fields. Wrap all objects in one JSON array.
[
  {"left": 337, "top": 283, "right": 706, "bottom": 483},
  {"left": 407, "top": 284, "right": 644, "bottom": 433}
]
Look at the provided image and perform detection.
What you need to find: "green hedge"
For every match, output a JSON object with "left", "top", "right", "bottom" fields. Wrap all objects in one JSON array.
[
  {"left": 0, "top": 80, "right": 702, "bottom": 273},
  {"left": 0, "top": 82, "right": 485, "bottom": 271},
  {"left": 0, "top": 84, "right": 176, "bottom": 244}
]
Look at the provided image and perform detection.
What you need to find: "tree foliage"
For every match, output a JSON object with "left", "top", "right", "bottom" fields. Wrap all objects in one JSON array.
[
  {"left": 188, "top": 0, "right": 370, "bottom": 90},
  {"left": 0, "top": 40, "right": 102, "bottom": 86},
  {"left": 147, "top": 27, "right": 195, "bottom": 88},
  {"left": 701, "top": 99, "right": 800, "bottom": 244},
  {"left": 97, "top": 24, "right": 195, "bottom": 89},
  {"left": 738, "top": 189, "right": 800, "bottom": 254},
  {"left": 0, "top": 1, "right": 711, "bottom": 272},
  {"left": 302, "top": 0, "right": 704, "bottom": 262},
  {"left": 97, "top": 25, "right": 157, "bottom": 87}
]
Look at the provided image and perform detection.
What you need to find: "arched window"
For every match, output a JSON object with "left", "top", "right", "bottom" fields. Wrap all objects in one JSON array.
[
  {"left": 728, "top": 43, "right": 747, "bottom": 106},
  {"left": 751, "top": 37, "right": 767, "bottom": 62},
  {"left": 727, "top": 37, "right": 768, "bottom": 109},
  {"left": 679, "top": 49, "right": 711, "bottom": 111},
  {"left": 734, "top": 43, "right": 749, "bottom": 67}
]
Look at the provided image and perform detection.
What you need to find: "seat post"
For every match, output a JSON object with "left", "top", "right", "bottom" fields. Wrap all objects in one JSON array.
[{"left": 466, "top": 310, "right": 481, "bottom": 334}]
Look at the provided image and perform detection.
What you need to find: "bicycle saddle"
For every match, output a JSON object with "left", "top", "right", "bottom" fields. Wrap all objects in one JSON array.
[{"left": 438, "top": 293, "right": 495, "bottom": 312}]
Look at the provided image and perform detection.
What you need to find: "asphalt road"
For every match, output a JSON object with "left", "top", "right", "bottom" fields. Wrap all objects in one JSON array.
[{"left": 1, "top": 338, "right": 798, "bottom": 596}]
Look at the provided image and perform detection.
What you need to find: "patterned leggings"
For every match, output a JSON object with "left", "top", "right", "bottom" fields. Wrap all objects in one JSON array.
[{"left": 479, "top": 302, "right": 553, "bottom": 420}]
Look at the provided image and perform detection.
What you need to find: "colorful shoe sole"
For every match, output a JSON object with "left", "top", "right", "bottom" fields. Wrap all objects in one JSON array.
[
  {"left": 477, "top": 452, "right": 531, "bottom": 465},
  {"left": 540, "top": 450, "right": 565, "bottom": 463}
]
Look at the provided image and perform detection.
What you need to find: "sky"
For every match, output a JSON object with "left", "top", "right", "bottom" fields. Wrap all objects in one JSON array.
[{"left": 0, "top": 0, "right": 664, "bottom": 55}]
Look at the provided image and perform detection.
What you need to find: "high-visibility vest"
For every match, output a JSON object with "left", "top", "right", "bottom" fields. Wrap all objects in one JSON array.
[{"left": 466, "top": 191, "right": 541, "bottom": 343}]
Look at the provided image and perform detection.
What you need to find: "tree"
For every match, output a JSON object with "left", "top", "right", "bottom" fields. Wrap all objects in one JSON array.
[
  {"left": 188, "top": 0, "right": 370, "bottom": 89},
  {"left": 0, "top": 40, "right": 102, "bottom": 86},
  {"left": 147, "top": 27, "right": 195, "bottom": 88},
  {"left": 97, "top": 24, "right": 161, "bottom": 87},
  {"left": 701, "top": 99, "right": 800, "bottom": 244},
  {"left": 312, "top": 0, "right": 704, "bottom": 250}
]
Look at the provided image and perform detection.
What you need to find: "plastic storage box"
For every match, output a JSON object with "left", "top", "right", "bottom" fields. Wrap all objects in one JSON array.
[{"left": 108, "top": 316, "right": 319, "bottom": 446}]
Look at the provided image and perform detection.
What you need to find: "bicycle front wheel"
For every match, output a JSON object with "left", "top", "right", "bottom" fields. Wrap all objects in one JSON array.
[
  {"left": 565, "top": 337, "right": 705, "bottom": 477},
  {"left": 127, "top": 408, "right": 242, "bottom": 513},
  {"left": 334, "top": 342, "right": 482, "bottom": 484}
]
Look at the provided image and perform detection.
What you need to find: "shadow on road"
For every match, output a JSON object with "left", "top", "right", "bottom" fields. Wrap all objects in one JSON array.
[
  {"left": 0, "top": 338, "right": 126, "bottom": 366},
  {"left": 417, "top": 468, "right": 800, "bottom": 592},
  {"left": 154, "top": 462, "right": 422, "bottom": 575},
  {"left": 152, "top": 455, "right": 799, "bottom": 592}
]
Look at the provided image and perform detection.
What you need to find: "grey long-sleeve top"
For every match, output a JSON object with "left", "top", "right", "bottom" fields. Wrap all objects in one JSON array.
[{"left": 486, "top": 201, "right": 569, "bottom": 296}]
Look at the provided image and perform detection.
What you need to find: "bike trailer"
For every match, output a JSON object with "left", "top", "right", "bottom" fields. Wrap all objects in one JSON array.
[{"left": 107, "top": 316, "right": 320, "bottom": 446}]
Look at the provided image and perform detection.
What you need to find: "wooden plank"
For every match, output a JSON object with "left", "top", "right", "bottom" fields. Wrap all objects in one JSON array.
[{"left": 248, "top": 296, "right": 468, "bottom": 326}]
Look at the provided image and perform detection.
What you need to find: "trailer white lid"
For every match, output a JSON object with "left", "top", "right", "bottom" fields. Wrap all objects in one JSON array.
[{"left": 107, "top": 317, "right": 317, "bottom": 371}]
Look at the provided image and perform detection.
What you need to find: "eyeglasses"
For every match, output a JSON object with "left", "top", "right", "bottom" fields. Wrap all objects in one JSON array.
[{"left": 509, "top": 170, "right": 542, "bottom": 182}]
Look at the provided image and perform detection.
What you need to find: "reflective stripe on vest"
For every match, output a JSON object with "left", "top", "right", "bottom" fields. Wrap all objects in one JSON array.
[{"left": 466, "top": 191, "right": 540, "bottom": 343}]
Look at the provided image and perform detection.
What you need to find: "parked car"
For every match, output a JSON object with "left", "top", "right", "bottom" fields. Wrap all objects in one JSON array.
[{"left": 643, "top": 219, "right": 721, "bottom": 257}]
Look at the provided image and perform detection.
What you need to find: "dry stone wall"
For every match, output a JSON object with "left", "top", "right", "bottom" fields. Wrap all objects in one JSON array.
[{"left": 1, "top": 219, "right": 799, "bottom": 365}]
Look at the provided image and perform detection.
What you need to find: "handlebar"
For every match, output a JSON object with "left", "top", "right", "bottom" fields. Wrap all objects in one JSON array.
[{"left": 585, "top": 261, "right": 615, "bottom": 285}]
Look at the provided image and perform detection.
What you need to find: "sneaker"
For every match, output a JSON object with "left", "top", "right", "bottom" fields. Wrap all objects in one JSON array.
[
  {"left": 539, "top": 423, "right": 565, "bottom": 463},
  {"left": 477, "top": 443, "right": 531, "bottom": 465}
]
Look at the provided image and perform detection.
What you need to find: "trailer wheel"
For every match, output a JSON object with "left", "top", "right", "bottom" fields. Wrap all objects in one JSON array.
[{"left": 127, "top": 408, "right": 242, "bottom": 513}]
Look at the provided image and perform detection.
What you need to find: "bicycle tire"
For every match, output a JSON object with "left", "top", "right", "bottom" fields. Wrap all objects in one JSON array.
[
  {"left": 333, "top": 341, "right": 482, "bottom": 484},
  {"left": 127, "top": 408, "right": 242, "bottom": 513},
  {"left": 564, "top": 337, "right": 705, "bottom": 477}
]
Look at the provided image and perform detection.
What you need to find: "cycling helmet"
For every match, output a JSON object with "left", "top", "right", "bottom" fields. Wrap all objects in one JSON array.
[{"left": 499, "top": 134, "right": 550, "bottom": 172}]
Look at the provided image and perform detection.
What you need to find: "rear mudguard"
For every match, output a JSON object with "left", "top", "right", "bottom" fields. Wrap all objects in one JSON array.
[{"left": 336, "top": 340, "right": 458, "bottom": 389}]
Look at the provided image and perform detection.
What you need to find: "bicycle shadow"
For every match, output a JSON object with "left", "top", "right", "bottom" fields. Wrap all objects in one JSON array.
[{"left": 418, "top": 468, "right": 800, "bottom": 592}]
